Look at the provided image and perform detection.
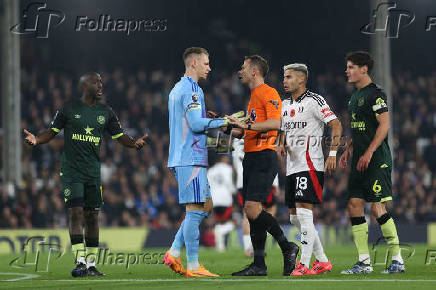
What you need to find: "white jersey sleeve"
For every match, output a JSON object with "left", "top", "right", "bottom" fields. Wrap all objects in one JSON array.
[{"left": 310, "top": 94, "right": 337, "bottom": 124}]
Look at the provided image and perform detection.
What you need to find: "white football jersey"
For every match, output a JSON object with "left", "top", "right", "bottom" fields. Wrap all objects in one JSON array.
[
  {"left": 281, "top": 90, "right": 337, "bottom": 176},
  {"left": 232, "top": 138, "right": 278, "bottom": 190},
  {"left": 207, "top": 162, "right": 235, "bottom": 207}
]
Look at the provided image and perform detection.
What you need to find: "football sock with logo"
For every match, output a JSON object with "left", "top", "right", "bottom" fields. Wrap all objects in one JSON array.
[
  {"left": 248, "top": 218, "right": 267, "bottom": 268},
  {"left": 377, "top": 213, "right": 403, "bottom": 263},
  {"left": 297, "top": 208, "right": 316, "bottom": 267},
  {"left": 351, "top": 216, "right": 370, "bottom": 264},
  {"left": 184, "top": 211, "right": 207, "bottom": 271},
  {"left": 291, "top": 213, "right": 327, "bottom": 263},
  {"left": 71, "top": 234, "right": 85, "bottom": 264},
  {"left": 169, "top": 219, "right": 185, "bottom": 258}
]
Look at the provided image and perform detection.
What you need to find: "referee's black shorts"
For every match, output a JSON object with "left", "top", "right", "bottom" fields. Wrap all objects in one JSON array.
[{"left": 241, "top": 149, "right": 278, "bottom": 204}]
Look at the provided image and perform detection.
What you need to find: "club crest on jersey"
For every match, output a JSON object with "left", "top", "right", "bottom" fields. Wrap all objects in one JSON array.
[
  {"left": 269, "top": 100, "right": 280, "bottom": 109},
  {"left": 250, "top": 109, "right": 257, "bottom": 121},
  {"left": 358, "top": 98, "right": 364, "bottom": 106},
  {"left": 64, "top": 188, "right": 71, "bottom": 196},
  {"left": 290, "top": 109, "right": 296, "bottom": 117},
  {"left": 192, "top": 93, "right": 199, "bottom": 103},
  {"left": 97, "top": 115, "right": 105, "bottom": 125}
]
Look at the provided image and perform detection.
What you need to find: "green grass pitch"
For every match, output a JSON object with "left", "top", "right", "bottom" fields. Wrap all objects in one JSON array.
[{"left": 1, "top": 244, "right": 435, "bottom": 289}]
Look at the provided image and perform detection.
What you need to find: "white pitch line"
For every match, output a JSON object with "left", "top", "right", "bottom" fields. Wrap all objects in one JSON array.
[
  {"left": 0, "top": 272, "right": 40, "bottom": 282},
  {"left": 10, "top": 278, "right": 436, "bottom": 283}
]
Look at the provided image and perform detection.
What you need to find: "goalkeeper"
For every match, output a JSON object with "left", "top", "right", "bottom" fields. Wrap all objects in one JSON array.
[{"left": 164, "top": 47, "right": 247, "bottom": 277}]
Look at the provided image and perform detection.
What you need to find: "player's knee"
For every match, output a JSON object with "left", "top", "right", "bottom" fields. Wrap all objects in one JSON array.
[
  {"left": 69, "top": 207, "right": 84, "bottom": 225},
  {"left": 244, "top": 203, "right": 260, "bottom": 220},
  {"left": 370, "top": 202, "right": 386, "bottom": 218},
  {"left": 84, "top": 209, "right": 99, "bottom": 224}
]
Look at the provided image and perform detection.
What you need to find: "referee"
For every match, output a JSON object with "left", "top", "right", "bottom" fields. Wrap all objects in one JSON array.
[{"left": 228, "top": 55, "right": 299, "bottom": 276}]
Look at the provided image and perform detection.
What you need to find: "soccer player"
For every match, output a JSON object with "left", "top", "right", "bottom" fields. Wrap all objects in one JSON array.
[
  {"left": 207, "top": 155, "right": 235, "bottom": 252},
  {"left": 233, "top": 138, "right": 280, "bottom": 257},
  {"left": 228, "top": 55, "right": 299, "bottom": 276},
  {"left": 340, "top": 51, "right": 404, "bottom": 274},
  {"left": 163, "top": 47, "right": 245, "bottom": 277},
  {"left": 23, "top": 72, "right": 149, "bottom": 277},
  {"left": 279, "top": 63, "right": 342, "bottom": 275}
]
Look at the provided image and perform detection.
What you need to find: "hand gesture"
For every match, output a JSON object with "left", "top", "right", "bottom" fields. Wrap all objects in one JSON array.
[
  {"left": 134, "top": 134, "right": 150, "bottom": 150},
  {"left": 23, "top": 129, "right": 37, "bottom": 146}
]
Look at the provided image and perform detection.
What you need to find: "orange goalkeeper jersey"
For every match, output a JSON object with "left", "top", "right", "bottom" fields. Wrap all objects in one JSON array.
[{"left": 244, "top": 83, "right": 282, "bottom": 153}]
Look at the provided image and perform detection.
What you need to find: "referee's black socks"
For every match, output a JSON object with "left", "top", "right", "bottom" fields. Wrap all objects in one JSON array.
[
  {"left": 248, "top": 218, "right": 267, "bottom": 267},
  {"left": 249, "top": 210, "right": 291, "bottom": 255}
]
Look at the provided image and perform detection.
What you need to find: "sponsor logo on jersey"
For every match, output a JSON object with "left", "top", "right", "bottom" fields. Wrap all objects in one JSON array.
[
  {"left": 72, "top": 133, "right": 101, "bottom": 145},
  {"left": 321, "top": 107, "right": 335, "bottom": 119},
  {"left": 298, "top": 106, "right": 304, "bottom": 113},
  {"left": 284, "top": 121, "right": 307, "bottom": 130},
  {"left": 250, "top": 109, "right": 257, "bottom": 121},
  {"left": 372, "top": 97, "right": 388, "bottom": 112},
  {"left": 97, "top": 115, "right": 105, "bottom": 124},
  {"left": 187, "top": 103, "right": 201, "bottom": 111},
  {"left": 283, "top": 111, "right": 288, "bottom": 116},
  {"left": 74, "top": 114, "right": 81, "bottom": 119},
  {"left": 351, "top": 121, "right": 366, "bottom": 131},
  {"left": 269, "top": 100, "right": 280, "bottom": 109}
]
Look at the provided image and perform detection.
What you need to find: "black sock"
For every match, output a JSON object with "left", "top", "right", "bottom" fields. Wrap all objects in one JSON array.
[
  {"left": 248, "top": 218, "right": 267, "bottom": 268},
  {"left": 256, "top": 210, "right": 290, "bottom": 252},
  {"left": 85, "top": 237, "right": 99, "bottom": 247},
  {"left": 70, "top": 234, "right": 83, "bottom": 245}
]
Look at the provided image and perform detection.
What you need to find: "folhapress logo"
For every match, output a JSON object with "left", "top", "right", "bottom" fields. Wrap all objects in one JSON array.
[
  {"left": 361, "top": 2, "right": 415, "bottom": 38},
  {"left": 10, "top": 2, "right": 65, "bottom": 38}
]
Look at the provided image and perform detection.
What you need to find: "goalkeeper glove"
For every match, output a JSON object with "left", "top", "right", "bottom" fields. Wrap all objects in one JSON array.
[
  {"left": 207, "top": 137, "right": 234, "bottom": 153},
  {"left": 222, "top": 111, "right": 249, "bottom": 127}
]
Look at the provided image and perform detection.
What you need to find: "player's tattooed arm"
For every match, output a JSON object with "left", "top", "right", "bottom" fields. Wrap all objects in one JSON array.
[
  {"left": 23, "top": 128, "right": 56, "bottom": 146},
  {"left": 117, "top": 134, "right": 150, "bottom": 150}
]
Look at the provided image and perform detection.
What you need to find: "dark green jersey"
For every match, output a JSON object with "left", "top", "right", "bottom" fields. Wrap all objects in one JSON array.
[
  {"left": 50, "top": 99, "right": 123, "bottom": 181},
  {"left": 348, "top": 83, "right": 392, "bottom": 168}
]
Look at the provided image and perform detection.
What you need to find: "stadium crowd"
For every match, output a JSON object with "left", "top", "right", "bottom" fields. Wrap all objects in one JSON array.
[{"left": 0, "top": 67, "right": 435, "bottom": 229}]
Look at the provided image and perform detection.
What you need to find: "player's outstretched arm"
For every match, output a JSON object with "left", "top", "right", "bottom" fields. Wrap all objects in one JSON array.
[
  {"left": 227, "top": 115, "right": 280, "bottom": 132},
  {"left": 116, "top": 134, "right": 150, "bottom": 150},
  {"left": 23, "top": 128, "right": 56, "bottom": 146},
  {"left": 325, "top": 118, "right": 342, "bottom": 175}
]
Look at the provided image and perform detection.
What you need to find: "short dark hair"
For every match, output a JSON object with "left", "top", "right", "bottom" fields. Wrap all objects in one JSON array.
[
  {"left": 345, "top": 51, "right": 374, "bottom": 74},
  {"left": 245, "top": 55, "right": 269, "bottom": 77},
  {"left": 183, "top": 47, "right": 209, "bottom": 64}
]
